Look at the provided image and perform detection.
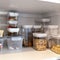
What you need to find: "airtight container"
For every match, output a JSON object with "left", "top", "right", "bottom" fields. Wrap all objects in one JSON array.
[
  {"left": 33, "top": 33, "right": 47, "bottom": 51},
  {"left": 51, "top": 35, "right": 60, "bottom": 54},
  {"left": 7, "top": 36, "right": 23, "bottom": 50},
  {"left": 21, "top": 25, "right": 33, "bottom": 47}
]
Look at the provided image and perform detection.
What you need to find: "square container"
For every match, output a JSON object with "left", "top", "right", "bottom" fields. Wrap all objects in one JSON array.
[
  {"left": 7, "top": 36, "right": 23, "bottom": 50},
  {"left": 50, "top": 35, "right": 60, "bottom": 54}
]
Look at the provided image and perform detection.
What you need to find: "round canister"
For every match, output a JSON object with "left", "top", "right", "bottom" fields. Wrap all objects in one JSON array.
[{"left": 33, "top": 33, "right": 47, "bottom": 51}]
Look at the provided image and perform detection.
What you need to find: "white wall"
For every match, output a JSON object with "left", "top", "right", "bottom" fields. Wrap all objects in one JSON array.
[
  {"left": 18, "top": 13, "right": 42, "bottom": 27},
  {"left": 42, "top": 12, "right": 60, "bottom": 26},
  {"left": 50, "top": 12, "right": 60, "bottom": 26}
]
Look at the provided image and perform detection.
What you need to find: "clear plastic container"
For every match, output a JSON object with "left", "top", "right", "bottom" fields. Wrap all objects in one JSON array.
[
  {"left": 22, "top": 25, "right": 33, "bottom": 47},
  {"left": 51, "top": 35, "right": 60, "bottom": 54},
  {"left": 33, "top": 33, "right": 47, "bottom": 51},
  {"left": 0, "top": 38, "right": 4, "bottom": 51},
  {"left": 7, "top": 36, "right": 23, "bottom": 50}
]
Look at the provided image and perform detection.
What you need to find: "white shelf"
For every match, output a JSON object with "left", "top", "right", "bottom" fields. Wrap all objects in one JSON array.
[{"left": 0, "top": 48, "right": 60, "bottom": 60}]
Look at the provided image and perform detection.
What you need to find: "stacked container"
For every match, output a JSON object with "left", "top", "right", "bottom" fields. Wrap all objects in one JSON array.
[
  {"left": 47, "top": 25, "right": 59, "bottom": 48},
  {"left": 47, "top": 25, "right": 60, "bottom": 54},
  {"left": 7, "top": 36, "right": 23, "bottom": 50},
  {"left": 7, "top": 12, "right": 19, "bottom": 36},
  {"left": 7, "top": 12, "right": 23, "bottom": 50}
]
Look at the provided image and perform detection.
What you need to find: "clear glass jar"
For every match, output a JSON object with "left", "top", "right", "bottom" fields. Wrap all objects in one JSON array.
[
  {"left": 33, "top": 33, "right": 47, "bottom": 51},
  {"left": 51, "top": 35, "right": 60, "bottom": 54},
  {"left": 22, "top": 25, "right": 33, "bottom": 47}
]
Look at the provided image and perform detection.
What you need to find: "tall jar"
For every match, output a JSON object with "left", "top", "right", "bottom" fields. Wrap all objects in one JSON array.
[
  {"left": 22, "top": 25, "right": 33, "bottom": 47},
  {"left": 33, "top": 33, "right": 47, "bottom": 51}
]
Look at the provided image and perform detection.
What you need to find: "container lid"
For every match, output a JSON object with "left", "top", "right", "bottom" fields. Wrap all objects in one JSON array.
[
  {"left": 8, "top": 20, "right": 18, "bottom": 24},
  {"left": 9, "top": 12, "right": 19, "bottom": 16},
  {"left": 22, "top": 25, "right": 33, "bottom": 28},
  {"left": 7, "top": 28, "right": 20, "bottom": 33},
  {"left": 33, "top": 33, "right": 47, "bottom": 38},
  {"left": 33, "top": 25, "right": 41, "bottom": 28},
  {"left": 52, "top": 35, "right": 60, "bottom": 39},
  {"left": 41, "top": 18, "right": 50, "bottom": 22},
  {"left": 48, "top": 25, "right": 59, "bottom": 29},
  {"left": 11, "top": 37, "right": 23, "bottom": 41}
]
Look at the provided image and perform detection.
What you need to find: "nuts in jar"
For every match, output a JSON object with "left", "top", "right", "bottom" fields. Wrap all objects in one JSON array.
[{"left": 33, "top": 38, "right": 47, "bottom": 51}]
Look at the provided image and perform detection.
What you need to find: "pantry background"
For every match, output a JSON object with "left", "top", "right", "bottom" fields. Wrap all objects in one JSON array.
[{"left": 0, "top": 12, "right": 60, "bottom": 35}]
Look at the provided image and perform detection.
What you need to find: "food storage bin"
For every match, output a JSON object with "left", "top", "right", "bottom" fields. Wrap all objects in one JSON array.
[
  {"left": 51, "top": 35, "right": 60, "bottom": 54},
  {"left": 7, "top": 36, "right": 23, "bottom": 50},
  {"left": 33, "top": 33, "right": 47, "bottom": 51}
]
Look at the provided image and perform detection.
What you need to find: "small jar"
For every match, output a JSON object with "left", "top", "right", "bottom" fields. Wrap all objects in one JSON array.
[
  {"left": 51, "top": 35, "right": 60, "bottom": 54},
  {"left": 33, "top": 33, "right": 47, "bottom": 51}
]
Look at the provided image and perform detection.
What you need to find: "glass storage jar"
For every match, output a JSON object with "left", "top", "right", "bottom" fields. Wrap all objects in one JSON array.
[
  {"left": 33, "top": 33, "right": 47, "bottom": 51},
  {"left": 51, "top": 35, "right": 60, "bottom": 54},
  {"left": 22, "top": 25, "right": 33, "bottom": 47}
]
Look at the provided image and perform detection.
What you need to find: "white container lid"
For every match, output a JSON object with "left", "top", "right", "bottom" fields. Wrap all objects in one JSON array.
[
  {"left": 48, "top": 25, "right": 59, "bottom": 29},
  {"left": 7, "top": 28, "right": 20, "bottom": 33},
  {"left": 33, "top": 33, "right": 47, "bottom": 38},
  {"left": 8, "top": 20, "right": 18, "bottom": 24},
  {"left": 23, "top": 25, "right": 33, "bottom": 28},
  {"left": 11, "top": 37, "right": 23, "bottom": 41},
  {"left": 9, "top": 12, "right": 19, "bottom": 16},
  {"left": 41, "top": 18, "right": 50, "bottom": 22},
  {"left": 33, "top": 25, "right": 41, "bottom": 28}
]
